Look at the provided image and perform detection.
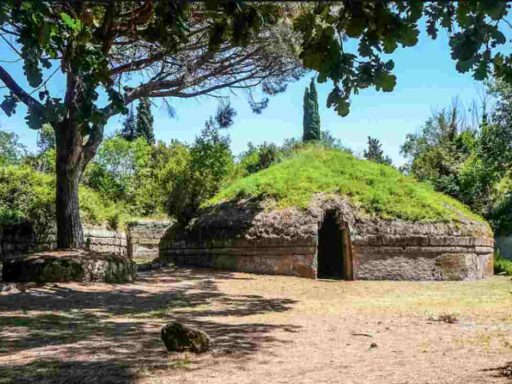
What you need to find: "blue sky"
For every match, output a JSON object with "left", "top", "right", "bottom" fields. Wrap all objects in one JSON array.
[{"left": 0, "top": 26, "right": 489, "bottom": 166}]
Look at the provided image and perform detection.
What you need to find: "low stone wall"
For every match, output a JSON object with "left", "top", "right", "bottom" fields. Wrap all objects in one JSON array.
[
  {"left": 84, "top": 228, "right": 128, "bottom": 256},
  {"left": 127, "top": 221, "right": 172, "bottom": 262},
  {"left": 0, "top": 221, "right": 171, "bottom": 263},
  {"left": 0, "top": 223, "right": 127, "bottom": 260}
]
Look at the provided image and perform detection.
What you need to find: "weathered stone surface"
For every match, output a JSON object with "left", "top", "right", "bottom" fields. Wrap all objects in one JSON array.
[
  {"left": 161, "top": 322, "right": 210, "bottom": 353},
  {"left": 0, "top": 221, "right": 172, "bottom": 267},
  {"left": 159, "top": 194, "right": 494, "bottom": 281},
  {"left": 127, "top": 220, "right": 172, "bottom": 262},
  {"left": 2, "top": 250, "right": 136, "bottom": 283}
]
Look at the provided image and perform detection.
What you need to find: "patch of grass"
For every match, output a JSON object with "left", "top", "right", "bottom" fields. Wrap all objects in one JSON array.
[{"left": 208, "top": 146, "right": 486, "bottom": 223}]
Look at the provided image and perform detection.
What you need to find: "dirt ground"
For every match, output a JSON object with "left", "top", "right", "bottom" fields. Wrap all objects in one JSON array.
[{"left": 0, "top": 267, "right": 511, "bottom": 384}]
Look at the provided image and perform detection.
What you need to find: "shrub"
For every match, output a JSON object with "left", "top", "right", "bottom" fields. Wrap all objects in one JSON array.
[
  {"left": 494, "top": 250, "right": 512, "bottom": 276},
  {"left": 0, "top": 165, "right": 129, "bottom": 233},
  {"left": 238, "top": 142, "right": 281, "bottom": 176},
  {"left": 0, "top": 165, "right": 54, "bottom": 241}
]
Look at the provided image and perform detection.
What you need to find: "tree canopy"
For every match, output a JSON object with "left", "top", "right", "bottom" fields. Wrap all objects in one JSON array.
[{"left": 1, "top": 0, "right": 512, "bottom": 248}]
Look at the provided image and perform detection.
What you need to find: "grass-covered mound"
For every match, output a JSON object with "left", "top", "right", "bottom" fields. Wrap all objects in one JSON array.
[{"left": 208, "top": 146, "right": 485, "bottom": 223}]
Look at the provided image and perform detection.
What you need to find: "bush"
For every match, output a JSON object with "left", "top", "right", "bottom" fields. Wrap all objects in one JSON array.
[
  {"left": 238, "top": 142, "right": 281, "bottom": 176},
  {"left": 494, "top": 250, "right": 512, "bottom": 276},
  {"left": 0, "top": 165, "right": 129, "bottom": 232},
  {"left": 0, "top": 165, "right": 54, "bottom": 240}
]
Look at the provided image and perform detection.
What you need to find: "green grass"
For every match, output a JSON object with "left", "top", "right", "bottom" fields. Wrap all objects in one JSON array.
[{"left": 208, "top": 146, "right": 485, "bottom": 223}]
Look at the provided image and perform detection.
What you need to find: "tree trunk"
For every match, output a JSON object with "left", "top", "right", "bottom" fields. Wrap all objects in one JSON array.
[{"left": 55, "top": 120, "right": 84, "bottom": 249}]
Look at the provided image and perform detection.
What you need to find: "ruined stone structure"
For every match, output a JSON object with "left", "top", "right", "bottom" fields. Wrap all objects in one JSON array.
[
  {"left": 159, "top": 196, "right": 494, "bottom": 281},
  {"left": 0, "top": 221, "right": 171, "bottom": 263},
  {"left": 0, "top": 224, "right": 127, "bottom": 261},
  {"left": 127, "top": 221, "right": 172, "bottom": 262},
  {"left": 0, "top": 221, "right": 171, "bottom": 283}
]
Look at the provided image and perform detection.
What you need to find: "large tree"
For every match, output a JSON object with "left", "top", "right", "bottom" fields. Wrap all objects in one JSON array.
[
  {"left": 1, "top": 1, "right": 511, "bottom": 248},
  {"left": 0, "top": 1, "right": 302, "bottom": 248}
]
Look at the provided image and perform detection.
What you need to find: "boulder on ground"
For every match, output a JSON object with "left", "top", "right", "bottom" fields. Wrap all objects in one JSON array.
[{"left": 161, "top": 322, "right": 210, "bottom": 353}]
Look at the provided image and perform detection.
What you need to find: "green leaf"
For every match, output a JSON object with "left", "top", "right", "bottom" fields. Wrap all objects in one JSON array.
[
  {"left": 456, "top": 59, "right": 474, "bottom": 73},
  {"left": 25, "top": 111, "right": 45, "bottom": 130},
  {"left": 0, "top": 94, "right": 18, "bottom": 117},
  {"left": 375, "top": 72, "right": 396, "bottom": 92},
  {"left": 483, "top": 1, "right": 507, "bottom": 20},
  {"left": 383, "top": 38, "right": 397, "bottom": 54},
  {"left": 334, "top": 99, "right": 350, "bottom": 117},
  {"left": 345, "top": 17, "right": 365, "bottom": 38},
  {"left": 60, "top": 12, "right": 81, "bottom": 31},
  {"left": 60, "top": 12, "right": 75, "bottom": 27}
]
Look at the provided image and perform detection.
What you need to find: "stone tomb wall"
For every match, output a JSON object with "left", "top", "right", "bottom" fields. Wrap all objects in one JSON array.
[
  {"left": 160, "top": 218, "right": 495, "bottom": 281},
  {"left": 160, "top": 237, "right": 319, "bottom": 278}
]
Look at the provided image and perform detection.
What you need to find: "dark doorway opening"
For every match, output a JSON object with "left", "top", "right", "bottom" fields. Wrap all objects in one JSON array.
[{"left": 317, "top": 210, "right": 345, "bottom": 279}]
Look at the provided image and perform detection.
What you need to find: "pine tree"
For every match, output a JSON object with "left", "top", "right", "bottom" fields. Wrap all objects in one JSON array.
[
  {"left": 364, "top": 136, "right": 392, "bottom": 165},
  {"left": 302, "top": 78, "right": 321, "bottom": 142},
  {"left": 136, "top": 97, "right": 155, "bottom": 144},
  {"left": 120, "top": 108, "right": 137, "bottom": 141}
]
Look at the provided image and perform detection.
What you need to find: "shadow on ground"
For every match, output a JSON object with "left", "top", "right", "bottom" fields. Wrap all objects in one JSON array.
[
  {"left": 482, "top": 362, "right": 512, "bottom": 382},
  {"left": 0, "top": 267, "right": 298, "bottom": 384}
]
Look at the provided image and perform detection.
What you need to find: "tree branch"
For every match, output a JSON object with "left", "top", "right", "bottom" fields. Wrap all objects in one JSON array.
[{"left": 0, "top": 65, "right": 44, "bottom": 116}]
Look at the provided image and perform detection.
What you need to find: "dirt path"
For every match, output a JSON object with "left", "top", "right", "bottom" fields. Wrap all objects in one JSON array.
[{"left": 0, "top": 268, "right": 511, "bottom": 384}]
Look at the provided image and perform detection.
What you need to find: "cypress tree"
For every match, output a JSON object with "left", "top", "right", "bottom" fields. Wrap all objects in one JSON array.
[
  {"left": 303, "top": 78, "right": 321, "bottom": 142},
  {"left": 136, "top": 97, "right": 155, "bottom": 144},
  {"left": 120, "top": 107, "right": 137, "bottom": 141}
]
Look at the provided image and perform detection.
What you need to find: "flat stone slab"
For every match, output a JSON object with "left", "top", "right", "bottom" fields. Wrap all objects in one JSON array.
[{"left": 2, "top": 249, "right": 136, "bottom": 283}]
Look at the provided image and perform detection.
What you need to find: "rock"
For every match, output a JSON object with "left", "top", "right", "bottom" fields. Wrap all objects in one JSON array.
[{"left": 161, "top": 322, "right": 210, "bottom": 353}]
